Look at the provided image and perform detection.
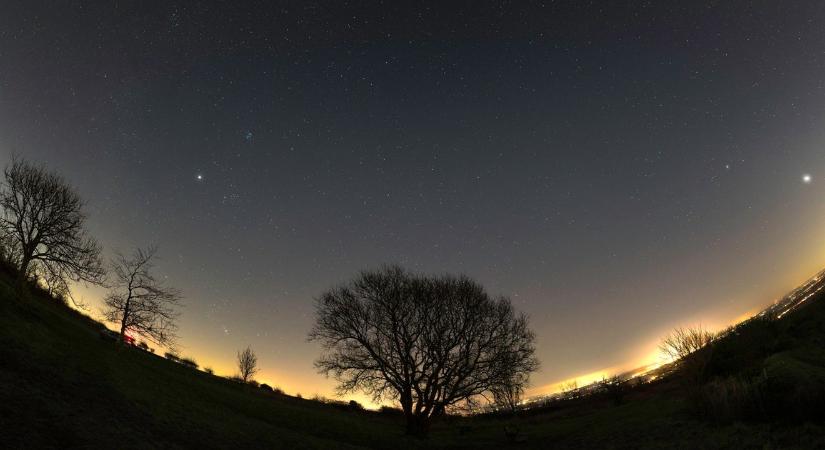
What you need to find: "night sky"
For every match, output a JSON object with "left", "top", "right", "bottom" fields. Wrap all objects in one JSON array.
[{"left": 2, "top": 2, "right": 825, "bottom": 400}]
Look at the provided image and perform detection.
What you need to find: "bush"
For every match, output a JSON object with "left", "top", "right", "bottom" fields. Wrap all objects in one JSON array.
[
  {"left": 164, "top": 352, "right": 179, "bottom": 362},
  {"left": 204, "top": 367, "right": 214, "bottom": 375},
  {"left": 761, "top": 354, "right": 825, "bottom": 422},
  {"left": 133, "top": 340, "right": 155, "bottom": 353},
  {"left": 348, "top": 400, "right": 363, "bottom": 411},
  {"left": 378, "top": 406, "right": 404, "bottom": 417},
  {"left": 692, "top": 375, "right": 768, "bottom": 424},
  {"left": 328, "top": 400, "right": 350, "bottom": 410},
  {"left": 179, "top": 357, "right": 198, "bottom": 369},
  {"left": 599, "top": 375, "right": 630, "bottom": 405},
  {"left": 706, "top": 315, "right": 782, "bottom": 379},
  {"left": 259, "top": 383, "right": 273, "bottom": 392}
]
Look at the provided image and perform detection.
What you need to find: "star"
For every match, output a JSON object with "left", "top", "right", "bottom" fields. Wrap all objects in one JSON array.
[
  {"left": 196, "top": 174, "right": 204, "bottom": 181},
  {"left": 802, "top": 174, "right": 812, "bottom": 184}
]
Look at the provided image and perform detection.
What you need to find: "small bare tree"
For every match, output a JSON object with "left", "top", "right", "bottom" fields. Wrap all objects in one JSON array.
[
  {"left": 659, "top": 325, "right": 715, "bottom": 383},
  {"left": 309, "top": 265, "right": 539, "bottom": 435},
  {"left": 562, "top": 380, "right": 578, "bottom": 393},
  {"left": 0, "top": 158, "right": 105, "bottom": 293},
  {"left": 237, "top": 346, "right": 259, "bottom": 382},
  {"left": 102, "top": 246, "right": 182, "bottom": 347}
]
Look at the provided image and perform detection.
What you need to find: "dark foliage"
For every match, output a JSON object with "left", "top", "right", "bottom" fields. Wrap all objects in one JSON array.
[
  {"left": 0, "top": 158, "right": 105, "bottom": 300},
  {"left": 179, "top": 357, "right": 198, "bottom": 370},
  {"left": 2, "top": 260, "right": 825, "bottom": 448},
  {"left": 599, "top": 375, "right": 631, "bottom": 405},
  {"left": 310, "top": 265, "right": 539, "bottom": 435},
  {"left": 686, "top": 294, "right": 825, "bottom": 424},
  {"left": 348, "top": 400, "right": 363, "bottom": 411}
]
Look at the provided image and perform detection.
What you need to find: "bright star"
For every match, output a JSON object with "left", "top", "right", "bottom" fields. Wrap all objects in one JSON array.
[
  {"left": 196, "top": 174, "right": 204, "bottom": 181},
  {"left": 802, "top": 174, "right": 812, "bottom": 184}
]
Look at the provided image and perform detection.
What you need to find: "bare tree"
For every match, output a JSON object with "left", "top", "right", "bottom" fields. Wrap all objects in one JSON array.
[
  {"left": 102, "top": 246, "right": 182, "bottom": 347},
  {"left": 0, "top": 158, "right": 105, "bottom": 292},
  {"left": 309, "top": 265, "right": 539, "bottom": 435},
  {"left": 237, "top": 346, "right": 259, "bottom": 382},
  {"left": 562, "top": 380, "right": 578, "bottom": 393},
  {"left": 659, "top": 325, "right": 715, "bottom": 383}
]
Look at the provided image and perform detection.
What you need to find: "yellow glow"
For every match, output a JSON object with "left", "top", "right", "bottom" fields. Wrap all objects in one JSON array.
[
  {"left": 732, "top": 308, "right": 761, "bottom": 326},
  {"left": 65, "top": 259, "right": 825, "bottom": 407},
  {"left": 529, "top": 263, "right": 825, "bottom": 401},
  {"left": 528, "top": 368, "right": 611, "bottom": 397}
]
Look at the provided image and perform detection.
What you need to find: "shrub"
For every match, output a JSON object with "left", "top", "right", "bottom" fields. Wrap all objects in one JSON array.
[
  {"left": 204, "top": 367, "right": 214, "bottom": 375},
  {"left": 348, "top": 400, "right": 364, "bottom": 411},
  {"left": 328, "top": 400, "right": 350, "bottom": 410},
  {"left": 706, "top": 315, "right": 782, "bottom": 379},
  {"left": 695, "top": 354, "right": 825, "bottom": 424},
  {"left": 761, "top": 355, "right": 825, "bottom": 422},
  {"left": 599, "top": 375, "right": 630, "bottom": 405},
  {"left": 378, "top": 406, "right": 404, "bottom": 417},
  {"left": 164, "top": 352, "right": 179, "bottom": 362},
  {"left": 179, "top": 357, "right": 198, "bottom": 369},
  {"left": 692, "top": 375, "right": 768, "bottom": 424},
  {"left": 259, "top": 383, "right": 273, "bottom": 392}
]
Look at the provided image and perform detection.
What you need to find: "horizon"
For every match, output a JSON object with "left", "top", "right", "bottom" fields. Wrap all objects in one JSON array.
[
  {"left": 3, "top": 2, "right": 825, "bottom": 411},
  {"left": 75, "top": 262, "right": 825, "bottom": 405}
]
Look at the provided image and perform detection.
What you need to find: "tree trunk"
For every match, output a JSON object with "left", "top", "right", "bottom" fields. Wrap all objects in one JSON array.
[
  {"left": 119, "top": 298, "right": 131, "bottom": 337},
  {"left": 16, "top": 254, "right": 32, "bottom": 292},
  {"left": 405, "top": 414, "right": 430, "bottom": 436}
]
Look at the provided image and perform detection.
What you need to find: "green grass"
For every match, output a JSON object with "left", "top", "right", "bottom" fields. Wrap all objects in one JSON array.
[{"left": 2, "top": 268, "right": 825, "bottom": 449}]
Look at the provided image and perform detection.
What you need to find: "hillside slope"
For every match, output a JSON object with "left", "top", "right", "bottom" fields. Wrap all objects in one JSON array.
[
  {"left": 0, "top": 272, "right": 418, "bottom": 449},
  {"left": 2, "top": 268, "right": 825, "bottom": 449}
]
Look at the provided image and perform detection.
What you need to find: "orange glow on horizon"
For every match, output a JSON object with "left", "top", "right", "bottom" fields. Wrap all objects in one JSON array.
[{"left": 67, "top": 260, "right": 825, "bottom": 407}]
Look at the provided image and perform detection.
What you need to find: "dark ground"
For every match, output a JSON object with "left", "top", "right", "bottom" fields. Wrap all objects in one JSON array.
[{"left": 2, "top": 268, "right": 825, "bottom": 449}]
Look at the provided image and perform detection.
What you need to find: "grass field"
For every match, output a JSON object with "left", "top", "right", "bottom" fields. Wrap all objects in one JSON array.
[{"left": 2, "top": 268, "right": 825, "bottom": 449}]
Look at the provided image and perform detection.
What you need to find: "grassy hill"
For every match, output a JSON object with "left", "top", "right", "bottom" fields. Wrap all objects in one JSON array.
[{"left": 2, "top": 267, "right": 825, "bottom": 449}]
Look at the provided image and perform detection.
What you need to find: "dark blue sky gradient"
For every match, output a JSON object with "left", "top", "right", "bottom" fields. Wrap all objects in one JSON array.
[{"left": 2, "top": 1, "right": 825, "bottom": 397}]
